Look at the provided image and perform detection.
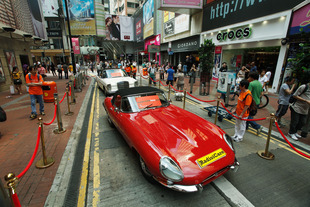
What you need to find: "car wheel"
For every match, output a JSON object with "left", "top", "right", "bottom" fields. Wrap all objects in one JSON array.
[
  {"left": 107, "top": 115, "right": 115, "bottom": 128},
  {"left": 208, "top": 111, "right": 212, "bottom": 117},
  {"left": 139, "top": 155, "right": 156, "bottom": 184},
  {"left": 218, "top": 115, "right": 223, "bottom": 122}
]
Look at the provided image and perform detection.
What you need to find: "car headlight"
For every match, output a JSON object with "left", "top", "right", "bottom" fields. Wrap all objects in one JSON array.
[
  {"left": 107, "top": 84, "right": 111, "bottom": 91},
  {"left": 223, "top": 134, "right": 234, "bottom": 151},
  {"left": 160, "top": 156, "right": 184, "bottom": 182}
]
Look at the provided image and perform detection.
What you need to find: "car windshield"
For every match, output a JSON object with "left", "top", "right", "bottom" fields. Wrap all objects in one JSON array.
[
  {"left": 121, "top": 92, "right": 169, "bottom": 113},
  {"left": 102, "top": 69, "right": 127, "bottom": 78}
]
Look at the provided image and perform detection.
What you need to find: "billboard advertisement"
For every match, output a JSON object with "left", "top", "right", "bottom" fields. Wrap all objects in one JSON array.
[
  {"left": 95, "top": 0, "right": 106, "bottom": 37},
  {"left": 202, "top": 0, "right": 305, "bottom": 31},
  {"left": 119, "top": 16, "right": 134, "bottom": 41},
  {"left": 28, "top": 0, "right": 47, "bottom": 39},
  {"left": 143, "top": 18, "right": 154, "bottom": 39},
  {"left": 161, "top": 0, "right": 202, "bottom": 9},
  {"left": 289, "top": 3, "right": 310, "bottom": 36},
  {"left": 143, "top": 0, "right": 154, "bottom": 25},
  {"left": 42, "top": 0, "right": 59, "bottom": 17},
  {"left": 104, "top": 15, "right": 134, "bottom": 41},
  {"left": 164, "top": 19, "right": 174, "bottom": 37},
  {"left": 63, "top": 0, "right": 96, "bottom": 35},
  {"left": 72, "top": 38, "right": 80, "bottom": 54},
  {"left": 174, "top": 14, "right": 190, "bottom": 34}
]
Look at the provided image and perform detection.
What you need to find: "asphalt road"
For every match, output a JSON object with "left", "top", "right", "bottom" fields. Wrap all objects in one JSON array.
[{"left": 46, "top": 78, "right": 310, "bottom": 207}]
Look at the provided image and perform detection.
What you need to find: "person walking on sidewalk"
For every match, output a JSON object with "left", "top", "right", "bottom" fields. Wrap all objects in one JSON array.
[
  {"left": 275, "top": 76, "right": 296, "bottom": 127},
  {"left": 166, "top": 65, "right": 174, "bottom": 86},
  {"left": 11, "top": 66, "right": 23, "bottom": 95},
  {"left": 57, "top": 63, "right": 63, "bottom": 79},
  {"left": 246, "top": 72, "right": 263, "bottom": 135},
  {"left": 232, "top": 79, "right": 252, "bottom": 142},
  {"left": 288, "top": 82, "right": 310, "bottom": 141},
  {"left": 25, "top": 66, "right": 45, "bottom": 120},
  {"left": 176, "top": 69, "right": 184, "bottom": 91},
  {"left": 148, "top": 63, "right": 157, "bottom": 86},
  {"left": 63, "top": 63, "right": 69, "bottom": 79}
]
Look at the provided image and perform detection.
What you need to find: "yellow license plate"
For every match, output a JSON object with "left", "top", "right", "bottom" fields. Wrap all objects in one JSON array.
[{"left": 196, "top": 148, "right": 226, "bottom": 169}]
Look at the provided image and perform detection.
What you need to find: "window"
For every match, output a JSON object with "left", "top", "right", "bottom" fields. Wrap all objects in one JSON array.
[
  {"left": 48, "top": 21, "right": 61, "bottom": 30},
  {"left": 52, "top": 39, "right": 64, "bottom": 49},
  {"left": 127, "top": 2, "right": 138, "bottom": 8}
]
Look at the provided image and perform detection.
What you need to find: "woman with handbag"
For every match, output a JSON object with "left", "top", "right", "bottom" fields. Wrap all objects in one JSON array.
[{"left": 11, "top": 66, "right": 23, "bottom": 95}]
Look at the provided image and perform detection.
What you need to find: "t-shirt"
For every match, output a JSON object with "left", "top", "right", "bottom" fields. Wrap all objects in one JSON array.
[
  {"left": 291, "top": 84, "right": 310, "bottom": 115},
  {"left": 258, "top": 75, "right": 268, "bottom": 87},
  {"left": 250, "top": 66, "right": 257, "bottom": 72},
  {"left": 167, "top": 68, "right": 174, "bottom": 81},
  {"left": 248, "top": 80, "right": 263, "bottom": 105},
  {"left": 26, "top": 74, "right": 43, "bottom": 95},
  {"left": 183, "top": 65, "right": 187, "bottom": 72},
  {"left": 236, "top": 90, "right": 252, "bottom": 118},
  {"left": 176, "top": 73, "right": 184, "bottom": 85},
  {"left": 12, "top": 72, "right": 22, "bottom": 79},
  {"left": 265, "top": 71, "right": 271, "bottom": 82},
  {"left": 278, "top": 83, "right": 290, "bottom": 105}
]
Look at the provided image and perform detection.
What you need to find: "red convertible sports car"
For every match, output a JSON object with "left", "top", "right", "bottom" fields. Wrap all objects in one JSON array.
[{"left": 103, "top": 86, "right": 239, "bottom": 192}]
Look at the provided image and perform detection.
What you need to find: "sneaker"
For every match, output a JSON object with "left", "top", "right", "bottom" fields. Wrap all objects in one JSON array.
[
  {"left": 288, "top": 133, "right": 298, "bottom": 141},
  {"left": 295, "top": 133, "right": 301, "bottom": 138},
  {"left": 234, "top": 137, "right": 243, "bottom": 142},
  {"left": 278, "top": 122, "right": 286, "bottom": 127},
  {"left": 40, "top": 112, "right": 45, "bottom": 116},
  {"left": 257, "top": 126, "right": 262, "bottom": 135},
  {"left": 30, "top": 114, "right": 37, "bottom": 120}
]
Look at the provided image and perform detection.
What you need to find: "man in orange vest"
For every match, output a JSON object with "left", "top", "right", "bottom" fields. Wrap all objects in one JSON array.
[
  {"left": 131, "top": 65, "right": 137, "bottom": 79},
  {"left": 125, "top": 64, "right": 131, "bottom": 76}
]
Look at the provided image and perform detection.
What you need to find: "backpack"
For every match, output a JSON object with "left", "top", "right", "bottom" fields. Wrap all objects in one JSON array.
[
  {"left": 243, "top": 93, "right": 257, "bottom": 116},
  {"left": 289, "top": 84, "right": 308, "bottom": 104},
  {"left": 28, "top": 73, "right": 40, "bottom": 81}
]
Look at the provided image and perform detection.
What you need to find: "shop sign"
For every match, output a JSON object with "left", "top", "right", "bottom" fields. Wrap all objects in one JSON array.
[
  {"left": 47, "top": 30, "right": 62, "bottom": 37},
  {"left": 216, "top": 27, "right": 252, "bottom": 42},
  {"left": 164, "top": 19, "right": 175, "bottom": 37},
  {"left": 171, "top": 35, "right": 200, "bottom": 52},
  {"left": 148, "top": 45, "right": 160, "bottom": 53}
]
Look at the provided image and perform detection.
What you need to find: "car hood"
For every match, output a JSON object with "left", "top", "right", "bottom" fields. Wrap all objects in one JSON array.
[
  {"left": 99, "top": 77, "right": 136, "bottom": 84},
  {"left": 131, "top": 105, "right": 234, "bottom": 179}
]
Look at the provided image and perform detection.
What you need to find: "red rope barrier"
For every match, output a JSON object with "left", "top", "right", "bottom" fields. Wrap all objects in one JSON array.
[
  {"left": 141, "top": 75, "right": 149, "bottom": 79},
  {"left": 186, "top": 92, "right": 216, "bottom": 103},
  {"left": 170, "top": 85, "right": 184, "bottom": 92},
  {"left": 59, "top": 92, "right": 67, "bottom": 104},
  {"left": 150, "top": 77, "right": 159, "bottom": 83},
  {"left": 220, "top": 102, "right": 267, "bottom": 121},
  {"left": 43, "top": 104, "right": 57, "bottom": 126},
  {"left": 16, "top": 126, "right": 41, "bottom": 179},
  {"left": 160, "top": 81, "right": 168, "bottom": 87},
  {"left": 275, "top": 121, "right": 310, "bottom": 159},
  {"left": 69, "top": 86, "right": 72, "bottom": 96},
  {"left": 11, "top": 193, "right": 21, "bottom": 207}
]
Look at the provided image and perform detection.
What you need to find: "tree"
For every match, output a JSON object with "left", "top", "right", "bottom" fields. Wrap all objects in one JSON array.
[{"left": 198, "top": 39, "right": 215, "bottom": 95}]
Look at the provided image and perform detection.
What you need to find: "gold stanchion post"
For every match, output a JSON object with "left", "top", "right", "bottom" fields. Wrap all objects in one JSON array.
[
  {"left": 65, "top": 87, "right": 74, "bottom": 116},
  {"left": 258, "top": 113, "right": 275, "bottom": 160},
  {"left": 36, "top": 117, "right": 55, "bottom": 168},
  {"left": 53, "top": 95, "right": 66, "bottom": 134},
  {"left": 140, "top": 69, "right": 142, "bottom": 86},
  {"left": 214, "top": 96, "right": 220, "bottom": 125},
  {"left": 158, "top": 81, "right": 161, "bottom": 89},
  {"left": 4, "top": 173, "right": 18, "bottom": 207},
  {"left": 168, "top": 84, "right": 171, "bottom": 101},
  {"left": 70, "top": 80, "right": 76, "bottom": 105},
  {"left": 183, "top": 89, "right": 186, "bottom": 110}
]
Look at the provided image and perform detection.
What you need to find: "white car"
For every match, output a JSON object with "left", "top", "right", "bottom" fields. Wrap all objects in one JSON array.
[{"left": 96, "top": 69, "right": 138, "bottom": 96}]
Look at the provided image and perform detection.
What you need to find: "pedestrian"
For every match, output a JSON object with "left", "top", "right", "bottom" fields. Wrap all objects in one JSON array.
[
  {"left": 22, "top": 63, "right": 28, "bottom": 77},
  {"left": 50, "top": 62, "right": 56, "bottom": 76},
  {"left": 159, "top": 65, "right": 165, "bottom": 80},
  {"left": 68, "top": 63, "right": 73, "bottom": 73},
  {"left": 246, "top": 72, "right": 263, "bottom": 135},
  {"left": 288, "top": 82, "right": 310, "bottom": 140},
  {"left": 57, "top": 63, "right": 63, "bottom": 79},
  {"left": 11, "top": 66, "right": 23, "bottom": 95},
  {"left": 96, "top": 62, "right": 102, "bottom": 76},
  {"left": 148, "top": 63, "right": 157, "bottom": 85},
  {"left": 25, "top": 66, "right": 45, "bottom": 120},
  {"left": 219, "top": 62, "right": 228, "bottom": 72},
  {"left": 63, "top": 63, "right": 69, "bottom": 79},
  {"left": 232, "top": 79, "right": 252, "bottom": 142},
  {"left": 76, "top": 62, "right": 80, "bottom": 73},
  {"left": 183, "top": 64, "right": 188, "bottom": 76},
  {"left": 250, "top": 61, "right": 257, "bottom": 72},
  {"left": 265, "top": 68, "right": 272, "bottom": 94},
  {"left": 275, "top": 76, "right": 296, "bottom": 127},
  {"left": 258, "top": 69, "right": 268, "bottom": 92},
  {"left": 301, "top": 109, "right": 310, "bottom": 138},
  {"left": 176, "top": 69, "right": 184, "bottom": 91},
  {"left": 166, "top": 65, "right": 174, "bottom": 86},
  {"left": 131, "top": 65, "right": 137, "bottom": 79},
  {"left": 189, "top": 64, "right": 197, "bottom": 84},
  {"left": 125, "top": 64, "right": 131, "bottom": 76},
  {"left": 37, "top": 64, "right": 47, "bottom": 80}
]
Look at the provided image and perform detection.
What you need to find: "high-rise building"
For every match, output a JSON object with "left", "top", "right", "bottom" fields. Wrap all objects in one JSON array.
[{"left": 110, "top": 0, "right": 140, "bottom": 16}]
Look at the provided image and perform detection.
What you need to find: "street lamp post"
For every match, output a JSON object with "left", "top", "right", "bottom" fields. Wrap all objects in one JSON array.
[{"left": 63, "top": 0, "right": 76, "bottom": 74}]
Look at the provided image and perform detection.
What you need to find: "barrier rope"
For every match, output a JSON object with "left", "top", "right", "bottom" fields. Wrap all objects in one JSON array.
[
  {"left": 59, "top": 92, "right": 67, "bottom": 104},
  {"left": 170, "top": 85, "right": 184, "bottom": 93},
  {"left": 69, "top": 86, "right": 72, "bottom": 96},
  {"left": 43, "top": 104, "right": 57, "bottom": 126},
  {"left": 149, "top": 77, "right": 159, "bottom": 83},
  {"left": 220, "top": 102, "right": 267, "bottom": 121},
  {"left": 16, "top": 126, "right": 41, "bottom": 179},
  {"left": 11, "top": 193, "right": 21, "bottom": 207},
  {"left": 141, "top": 75, "right": 149, "bottom": 79},
  {"left": 275, "top": 121, "right": 310, "bottom": 159},
  {"left": 187, "top": 92, "right": 216, "bottom": 103},
  {"left": 160, "top": 81, "right": 168, "bottom": 87}
]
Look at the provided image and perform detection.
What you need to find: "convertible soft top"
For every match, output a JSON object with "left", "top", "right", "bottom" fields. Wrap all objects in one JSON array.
[{"left": 112, "top": 86, "right": 163, "bottom": 104}]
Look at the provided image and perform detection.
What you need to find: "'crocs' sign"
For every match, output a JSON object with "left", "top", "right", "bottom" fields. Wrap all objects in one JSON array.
[{"left": 217, "top": 27, "right": 252, "bottom": 42}]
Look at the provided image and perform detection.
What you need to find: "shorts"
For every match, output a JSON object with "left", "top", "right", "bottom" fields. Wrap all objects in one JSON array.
[{"left": 275, "top": 104, "right": 289, "bottom": 117}]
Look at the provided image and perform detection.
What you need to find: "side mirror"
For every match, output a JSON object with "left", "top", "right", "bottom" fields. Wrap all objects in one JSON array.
[{"left": 114, "top": 107, "right": 119, "bottom": 113}]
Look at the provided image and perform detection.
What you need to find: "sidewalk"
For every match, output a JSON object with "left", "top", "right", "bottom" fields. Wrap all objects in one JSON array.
[
  {"left": 153, "top": 73, "right": 310, "bottom": 145},
  {"left": 0, "top": 72, "right": 90, "bottom": 207}
]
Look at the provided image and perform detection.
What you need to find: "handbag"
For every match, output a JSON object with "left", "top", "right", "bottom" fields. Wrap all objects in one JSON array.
[
  {"left": 10, "top": 85, "right": 15, "bottom": 94},
  {"left": 13, "top": 79, "right": 22, "bottom": 84},
  {"left": 0, "top": 106, "right": 7, "bottom": 122}
]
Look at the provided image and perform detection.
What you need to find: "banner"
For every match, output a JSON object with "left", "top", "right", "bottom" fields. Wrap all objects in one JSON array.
[
  {"left": 289, "top": 3, "right": 310, "bottom": 36},
  {"left": 95, "top": 0, "right": 106, "bottom": 37},
  {"left": 174, "top": 14, "right": 190, "bottom": 34},
  {"left": 161, "top": 0, "right": 202, "bottom": 9},
  {"left": 42, "top": 0, "right": 59, "bottom": 17},
  {"left": 63, "top": 0, "right": 96, "bottom": 35},
  {"left": 143, "top": 0, "right": 154, "bottom": 24},
  {"left": 120, "top": 16, "right": 134, "bottom": 41},
  {"left": 72, "top": 38, "right": 80, "bottom": 54},
  {"left": 143, "top": 18, "right": 154, "bottom": 39}
]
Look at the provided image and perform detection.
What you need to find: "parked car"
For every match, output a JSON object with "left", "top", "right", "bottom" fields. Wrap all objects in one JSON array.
[
  {"left": 103, "top": 86, "right": 239, "bottom": 193},
  {"left": 96, "top": 69, "right": 138, "bottom": 96}
]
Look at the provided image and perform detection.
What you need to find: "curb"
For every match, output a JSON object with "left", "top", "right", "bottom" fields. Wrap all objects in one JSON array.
[{"left": 44, "top": 78, "right": 95, "bottom": 207}]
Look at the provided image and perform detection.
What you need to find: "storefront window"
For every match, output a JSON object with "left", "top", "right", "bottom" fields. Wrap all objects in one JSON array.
[{"left": 0, "top": 60, "right": 5, "bottom": 82}]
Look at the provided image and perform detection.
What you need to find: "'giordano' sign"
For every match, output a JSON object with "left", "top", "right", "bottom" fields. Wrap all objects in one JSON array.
[{"left": 216, "top": 27, "right": 252, "bottom": 42}]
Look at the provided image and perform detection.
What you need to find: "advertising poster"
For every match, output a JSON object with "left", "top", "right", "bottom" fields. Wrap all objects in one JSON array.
[
  {"left": 143, "top": 18, "right": 154, "bottom": 39},
  {"left": 72, "top": 38, "right": 80, "bottom": 54},
  {"left": 212, "top": 46, "right": 222, "bottom": 81},
  {"left": 164, "top": 19, "right": 174, "bottom": 37},
  {"left": 289, "top": 3, "right": 310, "bottom": 35},
  {"left": 4, "top": 51, "right": 17, "bottom": 73},
  {"left": 143, "top": 0, "right": 154, "bottom": 25},
  {"left": 135, "top": 17, "right": 143, "bottom": 42},
  {"left": 0, "top": 60, "right": 5, "bottom": 82},
  {"left": 105, "top": 15, "right": 121, "bottom": 40},
  {"left": 161, "top": 0, "right": 202, "bottom": 8},
  {"left": 28, "top": 0, "right": 46, "bottom": 39},
  {"left": 42, "top": 0, "right": 59, "bottom": 17},
  {"left": 63, "top": 0, "right": 96, "bottom": 35},
  {"left": 174, "top": 14, "right": 190, "bottom": 34},
  {"left": 217, "top": 72, "right": 236, "bottom": 94},
  {"left": 95, "top": 0, "right": 106, "bottom": 37},
  {"left": 120, "top": 16, "right": 134, "bottom": 41}
]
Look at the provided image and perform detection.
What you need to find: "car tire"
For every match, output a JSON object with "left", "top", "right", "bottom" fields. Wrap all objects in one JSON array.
[
  {"left": 107, "top": 115, "right": 115, "bottom": 128},
  {"left": 139, "top": 155, "right": 156, "bottom": 184},
  {"left": 208, "top": 111, "right": 212, "bottom": 117},
  {"left": 218, "top": 115, "right": 223, "bottom": 122}
]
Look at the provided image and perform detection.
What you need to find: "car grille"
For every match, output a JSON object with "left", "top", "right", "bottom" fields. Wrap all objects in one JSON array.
[
  {"left": 202, "top": 166, "right": 230, "bottom": 183},
  {"left": 117, "top": 81, "right": 129, "bottom": 90}
]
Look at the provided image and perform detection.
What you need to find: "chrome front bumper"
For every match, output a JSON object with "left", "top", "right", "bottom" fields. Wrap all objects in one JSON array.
[{"left": 155, "top": 160, "right": 240, "bottom": 193}]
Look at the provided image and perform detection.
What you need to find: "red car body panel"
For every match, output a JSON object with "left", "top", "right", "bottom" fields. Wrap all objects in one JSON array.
[{"left": 104, "top": 96, "right": 236, "bottom": 186}]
